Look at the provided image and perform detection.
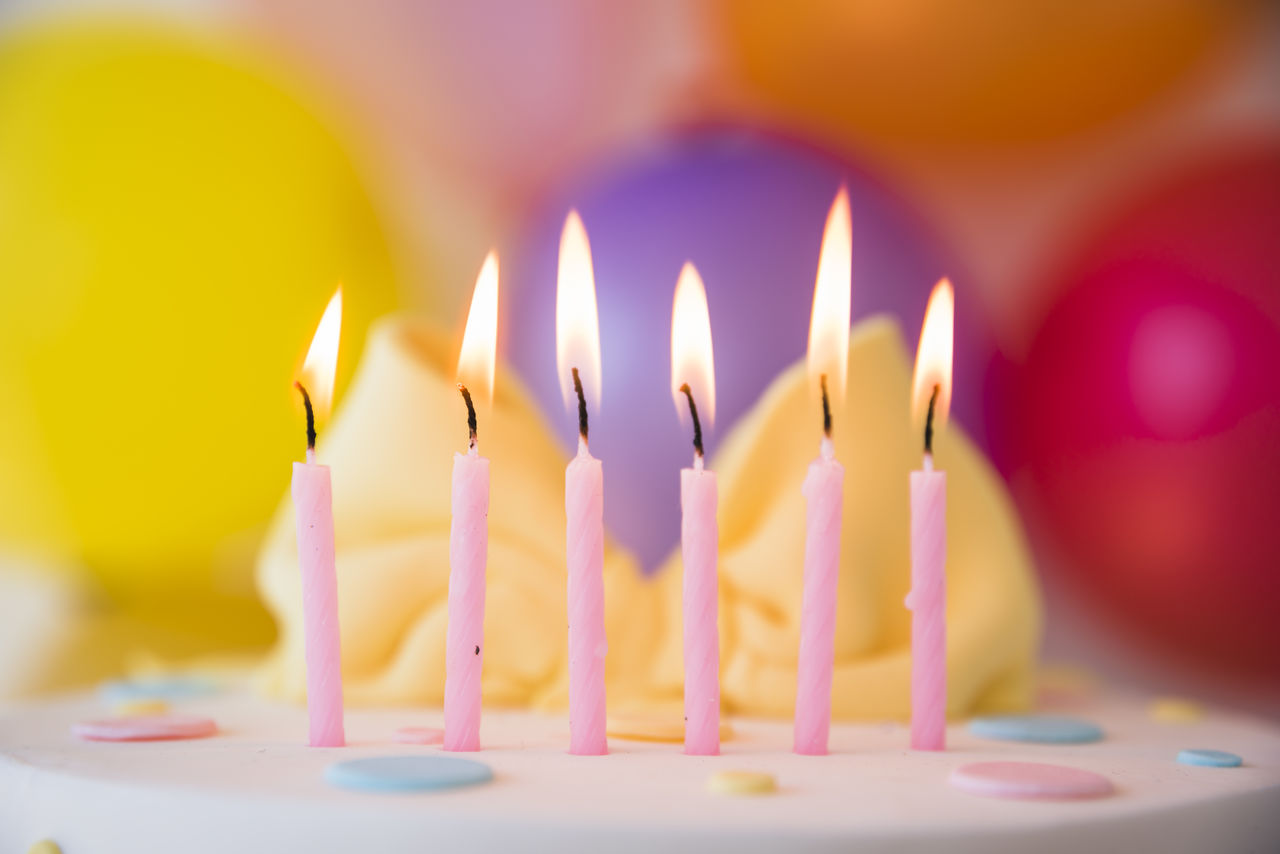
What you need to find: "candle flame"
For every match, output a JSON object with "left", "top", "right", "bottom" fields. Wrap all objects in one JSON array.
[
  {"left": 911, "top": 278, "right": 954, "bottom": 434},
  {"left": 298, "top": 288, "right": 343, "bottom": 419},
  {"left": 555, "top": 210, "right": 602, "bottom": 413},
  {"left": 457, "top": 250, "right": 499, "bottom": 405},
  {"left": 670, "top": 261, "right": 716, "bottom": 429},
  {"left": 807, "top": 186, "right": 852, "bottom": 408}
]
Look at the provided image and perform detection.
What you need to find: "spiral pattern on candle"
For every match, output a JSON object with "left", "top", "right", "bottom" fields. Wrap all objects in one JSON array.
[
  {"left": 445, "top": 453, "right": 489, "bottom": 752},
  {"left": 794, "top": 457, "right": 844, "bottom": 755},
  {"left": 681, "top": 468, "right": 720, "bottom": 756},
  {"left": 909, "top": 470, "right": 947, "bottom": 751},
  {"left": 292, "top": 462, "right": 346, "bottom": 748},
  {"left": 566, "top": 453, "right": 608, "bottom": 755}
]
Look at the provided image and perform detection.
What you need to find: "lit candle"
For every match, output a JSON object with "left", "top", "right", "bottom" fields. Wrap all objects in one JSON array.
[
  {"left": 291, "top": 288, "right": 345, "bottom": 748},
  {"left": 794, "top": 188, "right": 851, "bottom": 756},
  {"left": 556, "top": 211, "right": 608, "bottom": 756},
  {"left": 444, "top": 251, "right": 499, "bottom": 753},
  {"left": 907, "top": 278, "right": 954, "bottom": 752},
  {"left": 670, "top": 262, "right": 719, "bottom": 756}
]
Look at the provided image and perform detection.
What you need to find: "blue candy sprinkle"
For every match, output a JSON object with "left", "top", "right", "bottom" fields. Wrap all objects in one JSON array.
[
  {"left": 969, "top": 715, "right": 1104, "bottom": 744},
  {"left": 98, "top": 676, "right": 220, "bottom": 703},
  {"left": 1177, "top": 749, "right": 1242, "bottom": 768},
  {"left": 325, "top": 756, "right": 494, "bottom": 793}
]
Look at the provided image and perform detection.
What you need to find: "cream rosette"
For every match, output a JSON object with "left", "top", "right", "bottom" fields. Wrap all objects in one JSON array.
[
  {"left": 257, "top": 315, "right": 1040, "bottom": 719},
  {"left": 643, "top": 317, "right": 1041, "bottom": 719},
  {"left": 256, "top": 318, "right": 661, "bottom": 708}
]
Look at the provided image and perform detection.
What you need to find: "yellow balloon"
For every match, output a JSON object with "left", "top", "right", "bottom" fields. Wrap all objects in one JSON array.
[{"left": 0, "top": 20, "right": 400, "bottom": 638}]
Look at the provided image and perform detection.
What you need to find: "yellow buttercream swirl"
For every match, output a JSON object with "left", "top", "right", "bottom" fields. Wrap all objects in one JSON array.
[
  {"left": 256, "top": 316, "right": 1040, "bottom": 719},
  {"left": 646, "top": 317, "right": 1041, "bottom": 719},
  {"left": 256, "top": 319, "right": 662, "bottom": 709}
]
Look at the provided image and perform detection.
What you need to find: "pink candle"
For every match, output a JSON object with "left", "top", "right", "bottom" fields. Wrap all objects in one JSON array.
[
  {"left": 292, "top": 454, "right": 345, "bottom": 747},
  {"left": 291, "top": 289, "right": 345, "bottom": 748},
  {"left": 794, "top": 436, "right": 844, "bottom": 755},
  {"left": 795, "top": 188, "right": 851, "bottom": 755},
  {"left": 908, "top": 278, "right": 954, "bottom": 752},
  {"left": 671, "top": 262, "right": 720, "bottom": 756},
  {"left": 908, "top": 456, "right": 946, "bottom": 750},
  {"left": 557, "top": 212, "right": 607, "bottom": 756},
  {"left": 680, "top": 446, "right": 719, "bottom": 755},
  {"left": 444, "top": 395, "right": 490, "bottom": 752},
  {"left": 445, "top": 252, "right": 499, "bottom": 753},
  {"left": 567, "top": 425, "right": 607, "bottom": 756}
]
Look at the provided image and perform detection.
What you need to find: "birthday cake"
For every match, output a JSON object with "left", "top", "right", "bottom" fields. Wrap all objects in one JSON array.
[
  {"left": 2, "top": 317, "right": 1277, "bottom": 853},
  {"left": 2, "top": 685, "right": 1279, "bottom": 853},
  {"left": 4, "top": 313, "right": 1276, "bottom": 851}
]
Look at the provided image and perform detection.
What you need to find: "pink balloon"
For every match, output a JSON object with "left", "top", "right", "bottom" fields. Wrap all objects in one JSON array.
[{"left": 242, "top": 0, "right": 683, "bottom": 203}]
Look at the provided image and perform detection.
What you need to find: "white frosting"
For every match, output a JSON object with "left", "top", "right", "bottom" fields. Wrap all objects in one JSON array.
[{"left": 2, "top": 692, "right": 1279, "bottom": 854}]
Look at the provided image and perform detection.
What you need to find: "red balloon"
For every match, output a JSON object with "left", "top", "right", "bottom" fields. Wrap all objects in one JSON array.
[{"left": 999, "top": 145, "right": 1280, "bottom": 682}]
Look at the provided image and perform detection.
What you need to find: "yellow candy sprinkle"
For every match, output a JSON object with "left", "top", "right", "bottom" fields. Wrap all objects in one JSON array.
[
  {"left": 606, "top": 713, "right": 734, "bottom": 743},
  {"left": 27, "top": 840, "right": 62, "bottom": 854},
  {"left": 707, "top": 770, "right": 777, "bottom": 796},
  {"left": 112, "top": 699, "right": 170, "bottom": 717},
  {"left": 1036, "top": 664, "right": 1098, "bottom": 699},
  {"left": 1149, "top": 697, "right": 1205, "bottom": 724}
]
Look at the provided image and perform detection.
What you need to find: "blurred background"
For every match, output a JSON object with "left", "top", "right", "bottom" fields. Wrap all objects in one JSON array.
[{"left": 0, "top": 0, "right": 1276, "bottom": 715}]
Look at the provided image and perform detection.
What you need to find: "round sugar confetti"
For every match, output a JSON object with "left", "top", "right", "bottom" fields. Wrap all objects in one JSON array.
[
  {"left": 99, "top": 676, "right": 219, "bottom": 703},
  {"left": 1177, "top": 749, "right": 1242, "bottom": 768},
  {"left": 27, "top": 841, "right": 61, "bottom": 854},
  {"left": 707, "top": 771, "right": 777, "bottom": 796},
  {"left": 1036, "top": 664, "right": 1099, "bottom": 706},
  {"left": 72, "top": 715, "right": 217, "bottom": 742},
  {"left": 969, "top": 715, "right": 1103, "bottom": 744},
  {"left": 325, "top": 756, "right": 493, "bottom": 793},
  {"left": 393, "top": 727, "right": 445, "bottom": 745},
  {"left": 112, "top": 699, "right": 171, "bottom": 717},
  {"left": 1149, "top": 698, "right": 1205, "bottom": 724},
  {"left": 606, "top": 713, "right": 734, "bottom": 743},
  {"left": 950, "top": 761, "right": 1114, "bottom": 800}
]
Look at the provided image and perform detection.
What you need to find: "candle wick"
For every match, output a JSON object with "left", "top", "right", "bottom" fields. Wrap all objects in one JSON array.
[
  {"left": 923, "top": 384, "right": 939, "bottom": 456},
  {"left": 572, "top": 366, "right": 589, "bottom": 443},
  {"left": 294, "top": 380, "right": 317, "bottom": 454},
  {"left": 457, "top": 383, "right": 478, "bottom": 451},
  {"left": 678, "top": 383, "right": 705, "bottom": 463},
  {"left": 820, "top": 373, "right": 832, "bottom": 439}
]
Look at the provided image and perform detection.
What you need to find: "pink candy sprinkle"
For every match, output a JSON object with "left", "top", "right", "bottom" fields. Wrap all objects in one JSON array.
[
  {"left": 950, "top": 761, "right": 1114, "bottom": 800},
  {"left": 72, "top": 715, "right": 217, "bottom": 742},
  {"left": 394, "top": 726, "right": 445, "bottom": 745}
]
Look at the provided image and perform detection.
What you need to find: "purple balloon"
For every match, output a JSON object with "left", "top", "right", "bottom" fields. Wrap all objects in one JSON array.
[{"left": 506, "top": 130, "right": 987, "bottom": 570}]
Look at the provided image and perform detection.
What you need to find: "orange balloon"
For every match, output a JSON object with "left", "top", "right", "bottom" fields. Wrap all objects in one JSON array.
[{"left": 717, "top": 0, "right": 1250, "bottom": 148}]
